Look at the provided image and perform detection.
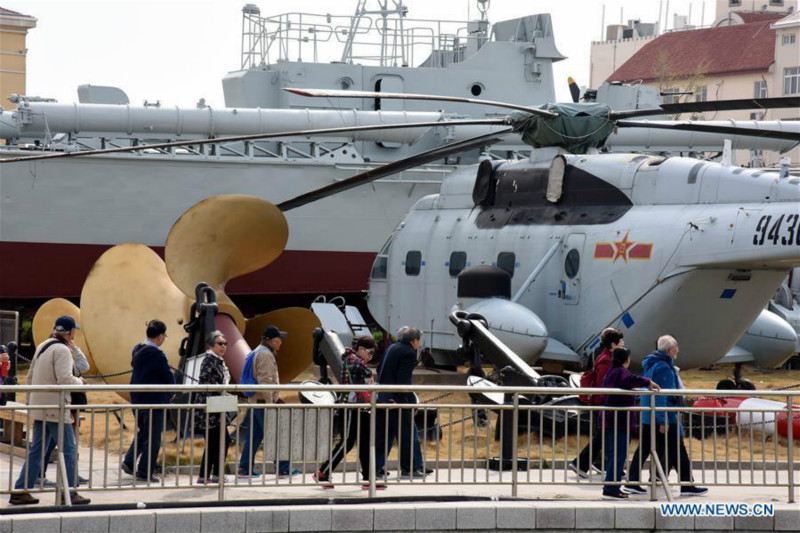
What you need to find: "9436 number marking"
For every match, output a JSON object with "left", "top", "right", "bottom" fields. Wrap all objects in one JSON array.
[{"left": 753, "top": 214, "right": 800, "bottom": 246}]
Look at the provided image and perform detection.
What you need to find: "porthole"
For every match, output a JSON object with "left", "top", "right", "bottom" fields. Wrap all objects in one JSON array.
[
  {"left": 470, "top": 83, "right": 483, "bottom": 97},
  {"left": 565, "top": 249, "right": 580, "bottom": 279}
]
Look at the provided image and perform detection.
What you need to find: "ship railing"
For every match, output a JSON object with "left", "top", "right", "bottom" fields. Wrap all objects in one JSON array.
[
  {"left": 0, "top": 384, "right": 796, "bottom": 505},
  {"left": 241, "top": 10, "right": 477, "bottom": 69}
]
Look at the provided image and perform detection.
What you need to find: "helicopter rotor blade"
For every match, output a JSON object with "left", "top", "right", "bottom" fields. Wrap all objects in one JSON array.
[
  {"left": 611, "top": 96, "right": 800, "bottom": 121},
  {"left": 616, "top": 120, "right": 800, "bottom": 142},
  {"left": 568, "top": 77, "right": 581, "bottom": 103},
  {"left": 277, "top": 129, "right": 513, "bottom": 212},
  {"left": 284, "top": 88, "right": 560, "bottom": 119},
  {"left": 0, "top": 118, "right": 511, "bottom": 164}
]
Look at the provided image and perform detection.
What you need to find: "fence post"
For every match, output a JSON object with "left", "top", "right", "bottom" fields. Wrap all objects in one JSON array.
[
  {"left": 649, "top": 393, "right": 657, "bottom": 502},
  {"left": 56, "top": 390, "right": 70, "bottom": 506},
  {"left": 511, "top": 392, "right": 519, "bottom": 498},
  {"left": 788, "top": 396, "right": 795, "bottom": 504},
  {"left": 218, "top": 408, "right": 226, "bottom": 502},
  {"left": 369, "top": 391, "right": 377, "bottom": 497}
]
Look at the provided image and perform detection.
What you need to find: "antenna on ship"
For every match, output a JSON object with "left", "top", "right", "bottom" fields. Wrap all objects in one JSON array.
[{"left": 342, "top": 1, "right": 409, "bottom": 66}]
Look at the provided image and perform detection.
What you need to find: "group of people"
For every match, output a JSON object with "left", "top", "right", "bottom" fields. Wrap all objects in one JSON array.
[{"left": 571, "top": 328, "right": 708, "bottom": 500}]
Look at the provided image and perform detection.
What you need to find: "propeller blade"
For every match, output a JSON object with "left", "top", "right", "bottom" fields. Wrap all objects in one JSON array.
[
  {"left": 285, "top": 87, "right": 560, "bottom": 119},
  {"left": 611, "top": 96, "right": 800, "bottom": 120},
  {"left": 32, "top": 298, "right": 97, "bottom": 373},
  {"left": 277, "top": 129, "right": 513, "bottom": 212},
  {"left": 616, "top": 120, "right": 800, "bottom": 142},
  {"left": 0, "top": 118, "right": 511, "bottom": 164},
  {"left": 568, "top": 77, "right": 581, "bottom": 103}
]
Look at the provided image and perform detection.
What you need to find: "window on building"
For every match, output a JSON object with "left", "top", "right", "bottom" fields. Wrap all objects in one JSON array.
[
  {"left": 729, "top": 0, "right": 741, "bottom": 5},
  {"left": 783, "top": 34, "right": 797, "bottom": 46},
  {"left": 448, "top": 252, "right": 467, "bottom": 277},
  {"left": 694, "top": 86, "right": 707, "bottom": 102},
  {"left": 497, "top": 252, "right": 516, "bottom": 277},
  {"left": 750, "top": 112, "right": 765, "bottom": 120},
  {"left": 754, "top": 80, "right": 768, "bottom": 98},
  {"left": 785, "top": 67, "right": 800, "bottom": 95},
  {"left": 770, "top": 0, "right": 784, "bottom": 6},
  {"left": 405, "top": 251, "right": 422, "bottom": 276},
  {"left": 662, "top": 87, "right": 681, "bottom": 105}
]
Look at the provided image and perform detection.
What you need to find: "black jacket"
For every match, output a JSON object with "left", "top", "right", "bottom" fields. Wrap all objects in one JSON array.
[
  {"left": 129, "top": 343, "right": 175, "bottom": 405},
  {"left": 377, "top": 340, "right": 417, "bottom": 404}
]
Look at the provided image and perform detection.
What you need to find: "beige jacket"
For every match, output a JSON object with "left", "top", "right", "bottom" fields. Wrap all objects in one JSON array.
[
  {"left": 248, "top": 345, "right": 280, "bottom": 404},
  {"left": 26, "top": 340, "right": 83, "bottom": 423}
]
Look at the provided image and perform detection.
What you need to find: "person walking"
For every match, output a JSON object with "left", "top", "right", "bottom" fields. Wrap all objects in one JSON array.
[
  {"left": 122, "top": 320, "right": 175, "bottom": 483},
  {"left": 570, "top": 328, "right": 624, "bottom": 478},
  {"left": 599, "top": 348, "right": 659, "bottom": 500},
  {"left": 237, "top": 325, "right": 300, "bottom": 478},
  {"left": 313, "top": 336, "right": 385, "bottom": 490},
  {"left": 8, "top": 316, "right": 90, "bottom": 506},
  {"left": 194, "top": 331, "right": 233, "bottom": 484},
  {"left": 625, "top": 335, "right": 708, "bottom": 497}
]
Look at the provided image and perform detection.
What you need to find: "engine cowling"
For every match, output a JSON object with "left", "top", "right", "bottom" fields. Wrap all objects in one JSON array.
[
  {"left": 462, "top": 298, "right": 548, "bottom": 364},
  {"left": 739, "top": 309, "right": 798, "bottom": 369}
]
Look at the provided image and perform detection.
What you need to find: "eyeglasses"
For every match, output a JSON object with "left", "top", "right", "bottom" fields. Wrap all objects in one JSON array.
[{"left": 215, "top": 341, "right": 228, "bottom": 346}]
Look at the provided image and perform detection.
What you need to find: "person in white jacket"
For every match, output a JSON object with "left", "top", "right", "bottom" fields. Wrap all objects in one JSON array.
[{"left": 8, "top": 316, "right": 91, "bottom": 506}]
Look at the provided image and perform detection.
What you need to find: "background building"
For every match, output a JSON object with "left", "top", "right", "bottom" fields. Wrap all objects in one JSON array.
[{"left": 0, "top": 6, "right": 36, "bottom": 104}]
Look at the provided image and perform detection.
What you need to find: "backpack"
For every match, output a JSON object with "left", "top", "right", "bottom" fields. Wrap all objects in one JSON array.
[
  {"left": 239, "top": 347, "right": 265, "bottom": 397},
  {"left": 578, "top": 367, "right": 597, "bottom": 406}
]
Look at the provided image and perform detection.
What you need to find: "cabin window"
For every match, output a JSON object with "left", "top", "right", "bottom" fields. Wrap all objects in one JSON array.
[
  {"left": 449, "top": 252, "right": 467, "bottom": 277},
  {"left": 497, "top": 252, "right": 516, "bottom": 277},
  {"left": 785, "top": 67, "right": 800, "bottom": 95},
  {"left": 405, "top": 251, "right": 422, "bottom": 276},
  {"left": 565, "top": 249, "right": 580, "bottom": 279}
]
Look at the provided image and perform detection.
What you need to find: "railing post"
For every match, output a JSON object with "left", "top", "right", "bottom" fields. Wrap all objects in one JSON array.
[
  {"left": 368, "top": 391, "right": 377, "bottom": 498},
  {"left": 56, "top": 390, "right": 70, "bottom": 506},
  {"left": 788, "top": 396, "right": 795, "bottom": 504},
  {"left": 649, "top": 393, "right": 657, "bottom": 502},
  {"left": 218, "top": 407, "right": 226, "bottom": 502},
  {"left": 511, "top": 392, "right": 519, "bottom": 498}
]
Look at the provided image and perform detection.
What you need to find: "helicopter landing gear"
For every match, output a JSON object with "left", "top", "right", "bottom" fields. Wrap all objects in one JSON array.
[{"left": 716, "top": 363, "right": 756, "bottom": 390}]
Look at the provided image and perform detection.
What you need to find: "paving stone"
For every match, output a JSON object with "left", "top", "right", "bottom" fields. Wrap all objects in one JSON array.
[
  {"left": 495, "top": 505, "right": 536, "bottom": 530},
  {"left": 693, "top": 515, "right": 734, "bottom": 530},
  {"left": 62, "top": 512, "right": 110, "bottom": 533},
  {"left": 109, "top": 511, "right": 156, "bottom": 533},
  {"left": 202, "top": 509, "right": 247, "bottom": 533},
  {"left": 416, "top": 507, "right": 456, "bottom": 530},
  {"left": 9, "top": 516, "right": 60, "bottom": 533},
  {"left": 574, "top": 506, "right": 615, "bottom": 529},
  {"left": 246, "top": 509, "right": 289, "bottom": 533},
  {"left": 456, "top": 507, "right": 496, "bottom": 529},
  {"left": 331, "top": 508, "right": 373, "bottom": 531},
  {"left": 615, "top": 506, "right": 655, "bottom": 529},
  {"left": 155, "top": 509, "right": 202, "bottom": 533},
  {"left": 373, "top": 505, "right": 416, "bottom": 531},
  {"left": 654, "top": 513, "right": 694, "bottom": 530},
  {"left": 289, "top": 508, "right": 331, "bottom": 532},
  {"left": 735, "top": 514, "right": 775, "bottom": 531},
  {"left": 775, "top": 508, "right": 800, "bottom": 531},
  {"left": 536, "top": 505, "right": 575, "bottom": 529}
]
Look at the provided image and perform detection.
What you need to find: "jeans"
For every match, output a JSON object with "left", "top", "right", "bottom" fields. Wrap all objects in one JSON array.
[
  {"left": 237, "top": 408, "right": 291, "bottom": 475},
  {"left": 15, "top": 420, "right": 77, "bottom": 491},
  {"left": 628, "top": 424, "right": 693, "bottom": 484},
  {"left": 603, "top": 429, "right": 629, "bottom": 495},
  {"left": 376, "top": 406, "right": 423, "bottom": 473},
  {"left": 124, "top": 408, "right": 165, "bottom": 477}
]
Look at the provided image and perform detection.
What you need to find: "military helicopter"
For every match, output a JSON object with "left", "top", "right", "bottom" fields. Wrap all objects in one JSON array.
[{"left": 5, "top": 88, "right": 800, "bottom": 392}]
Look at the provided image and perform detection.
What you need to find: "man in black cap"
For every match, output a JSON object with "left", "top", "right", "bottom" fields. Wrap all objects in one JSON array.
[{"left": 237, "top": 325, "right": 299, "bottom": 478}]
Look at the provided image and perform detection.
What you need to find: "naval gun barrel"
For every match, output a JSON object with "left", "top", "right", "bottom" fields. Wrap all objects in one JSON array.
[{"left": 0, "top": 102, "right": 460, "bottom": 144}]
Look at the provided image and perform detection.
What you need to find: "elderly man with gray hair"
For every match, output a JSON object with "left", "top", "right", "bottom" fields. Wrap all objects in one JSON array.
[{"left": 624, "top": 335, "right": 708, "bottom": 497}]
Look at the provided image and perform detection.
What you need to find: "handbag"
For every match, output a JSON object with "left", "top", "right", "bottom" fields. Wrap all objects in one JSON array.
[{"left": 70, "top": 391, "right": 88, "bottom": 406}]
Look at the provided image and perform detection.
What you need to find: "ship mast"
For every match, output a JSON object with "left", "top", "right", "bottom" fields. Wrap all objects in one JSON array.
[{"left": 341, "top": 1, "right": 408, "bottom": 66}]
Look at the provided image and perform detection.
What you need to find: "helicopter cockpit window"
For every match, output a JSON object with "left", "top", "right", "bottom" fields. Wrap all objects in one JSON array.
[
  {"left": 449, "top": 251, "right": 467, "bottom": 277},
  {"left": 371, "top": 256, "right": 388, "bottom": 280},
  {"left": 565, "top": 249, "right": 580, "bottom": 279},
  {"left": 405, "top": 251, "right": 422, "bottom": 276},
  {"left": 497, "top": 252, "right": 516, "bottom": 277}
]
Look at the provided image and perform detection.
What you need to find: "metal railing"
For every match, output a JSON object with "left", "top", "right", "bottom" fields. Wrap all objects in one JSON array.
[{"left": 0, "top": 384, "right": 797, "bottom": 506}]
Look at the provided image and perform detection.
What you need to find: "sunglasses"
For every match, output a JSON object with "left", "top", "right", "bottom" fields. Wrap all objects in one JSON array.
[{"left": 215, "top": 341, "right": 228, "bottom": 346}]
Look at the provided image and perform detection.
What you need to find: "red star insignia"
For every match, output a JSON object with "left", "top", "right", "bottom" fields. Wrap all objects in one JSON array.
[{"left": 613, "top": 231, "right": 635, "bottom": 264}]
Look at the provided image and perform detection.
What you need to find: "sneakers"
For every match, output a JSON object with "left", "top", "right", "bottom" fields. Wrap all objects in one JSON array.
[
  {"left": 680, "top": 486, "right": 709, "bottom": 497},
  {"left": 361, "top": 482, "right": 387, "bottom": 491},
  {"left": 121, "top": 462, "right": 134, "bottom": 476},
  {"left": 568, "top": 462, "right": 589, "bottom": 479},
  {"left": 313, "top": 471, "right": 334, "bottom": 489},
  {"left": 591, "top": 465, "right": 605, "bottom": 475},
  {"left": 399, "top": 469, "right": 426, "bottom": 479},
  {"left": 69, "top": 492, "right": 91, "bottom": 505},
  {"left": 602, "top": 491, "right": 629, "bottom": 500},
  {"left": 623, "top": 485, "right": 647, "bottom": 495},
  {"left": 237, "top": 469, "right": 262, "bottom": 479},
  {"left": 135, "top": 473, "right": 160, "bottom": 483},
  {"left": 279, "top": 469, "right": 301, "bottom": 478},
  {"left": 36, "top": 477, "right": 57, "bottom": 488},
  {"left": 196, "top": 476, "right": 210, "bottom": 484},
  {"left": 9, "top": 492, "right": 39, "bottom": 505}
]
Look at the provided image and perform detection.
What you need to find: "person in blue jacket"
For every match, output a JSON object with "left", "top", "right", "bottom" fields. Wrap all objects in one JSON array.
[
  {"left": 625, "top": 335, "right": 708, "bottom": 496},
  {"left": 122, "top": 320, "right": 175, "bottom": 483}
]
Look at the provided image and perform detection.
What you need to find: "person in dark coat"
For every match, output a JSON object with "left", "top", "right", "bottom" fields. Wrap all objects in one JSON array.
[
  {"left": 194, "top": 331, "right": 232, "bottom": 484},
  {"left": 122, "top": 320, "right": 175, "bottom": 483},
  {"left": 625, "top": 335, "right": 708, "bottom": 496},
  {"left": 599, "top": 348, "right": 659, "bottom": 499},
  {"left": 570, "top": 328, "right": 624, "bottom": 478},
  {"left": 375, "top": 327, "right": 427, "bottom": 478}
]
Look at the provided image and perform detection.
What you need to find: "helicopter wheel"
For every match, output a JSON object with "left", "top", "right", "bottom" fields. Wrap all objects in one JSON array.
[
  {"left": 735, "top": 379, "right": 756, "bottom": 391},
  {"left": 716, "top": 378, "right": 737, "bottom": 390}
]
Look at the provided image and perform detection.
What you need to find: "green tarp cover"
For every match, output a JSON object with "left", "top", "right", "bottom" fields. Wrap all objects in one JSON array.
[{"left": 512, "top": 103, "right": 615, "bottom": 154}]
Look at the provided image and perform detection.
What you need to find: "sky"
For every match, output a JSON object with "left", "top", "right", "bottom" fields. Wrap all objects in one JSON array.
[{"left": 3, "top": 0, "right": 718, "bottom": 108}]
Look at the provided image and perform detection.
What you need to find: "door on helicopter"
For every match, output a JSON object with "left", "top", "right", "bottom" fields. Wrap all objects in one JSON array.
[{"left": 560, "top": 233, "right": 585, "bottom": 306}]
